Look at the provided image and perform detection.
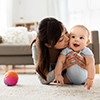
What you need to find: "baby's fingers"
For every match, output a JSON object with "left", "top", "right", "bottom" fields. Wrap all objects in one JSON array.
[
  {"left": 60, "top": 80, "right": 64, "bottom": 85},
  {"left": 84, "top": 82, "right": 87, "bottom": 87},
  {"left": 87, "top": 84, "right": 92, "bottom": 90},
  {"left": 84, "top": 83, "right": 88, "bottom": 87},
  {"left": 53, "top": 79, "right": 57, "bottom": 83},
  {"left": 84, "top": 83, "right": 92, "bottom": 90},
  {"left": 87, "top": 85, "right": 91, "bottom": 90},
  {"left": 57, "top": 81, "right": 59, "bottom": 86},
  {"left": 62, "top": 81, "right": 64, "bottom": 85}
]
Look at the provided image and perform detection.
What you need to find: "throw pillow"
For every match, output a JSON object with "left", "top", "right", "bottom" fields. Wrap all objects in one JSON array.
[{"left": 1, "top": 27, "right": 29, "bottom": 44}]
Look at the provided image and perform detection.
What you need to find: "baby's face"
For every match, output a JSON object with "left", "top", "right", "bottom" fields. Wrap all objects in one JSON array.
[{"left": 69, "top": 26, "right": 89, "bottom": 53}]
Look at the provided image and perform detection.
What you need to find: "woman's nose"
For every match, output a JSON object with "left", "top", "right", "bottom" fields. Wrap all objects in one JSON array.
[{"left": 65, "top": 35, "right": 69, "bottom": 42}]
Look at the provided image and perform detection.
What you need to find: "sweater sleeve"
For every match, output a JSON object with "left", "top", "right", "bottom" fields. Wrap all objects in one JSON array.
[
  {"left": 32, "top": 43, "right": 38, "bottom": 65},
  {"left": 32, "top": 43, "right": 55, "bottom": 84},
  {"left": 37, "top": 70, "right": 55, "bottom": 84}
]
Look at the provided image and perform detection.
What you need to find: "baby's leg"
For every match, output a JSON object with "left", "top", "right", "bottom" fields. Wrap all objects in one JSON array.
[
  {"left": 63, "top": 73, "right": 72, "bottom": 84},
  {"left": 66, "top": 65, "right": 88, "bottom": 85}
]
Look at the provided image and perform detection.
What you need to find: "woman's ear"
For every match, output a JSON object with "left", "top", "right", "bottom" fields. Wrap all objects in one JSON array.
[
  {"left": 86, "top": 39, "right": 90, "bottom": 46},
  {"left": 44, "top": 43, "right": 52, "bottom": 48}
]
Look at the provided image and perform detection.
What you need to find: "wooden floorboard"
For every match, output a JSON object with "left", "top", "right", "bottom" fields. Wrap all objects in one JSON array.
[
  {"left": 0, "top": 64, "right": 100, "bottom": 74},
  {"left": 0, "top": 65, "right": 36, "bottom": 74}
]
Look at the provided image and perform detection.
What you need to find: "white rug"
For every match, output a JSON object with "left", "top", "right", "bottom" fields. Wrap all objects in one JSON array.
[{"left": 0, "top": 74, "right": 100, "bottom": 100}]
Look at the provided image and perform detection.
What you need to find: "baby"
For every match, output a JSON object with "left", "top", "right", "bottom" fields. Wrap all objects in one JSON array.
[{"left": 53, "top": 25, "right": 95, "bottom": 90}]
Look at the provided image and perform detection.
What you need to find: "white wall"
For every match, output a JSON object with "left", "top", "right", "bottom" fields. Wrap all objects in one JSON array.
[
  {"left": 13, "top": 0, "right": 48, "bottom": 26},
  {"left": 0, "top": 0, "right": 13, "bottom": 28},
  {"left": 12, "top": 0, "right": 20, "bottom": 26},
  {"left": 7, "top": 0, "right": 13, "bottom": 27}
]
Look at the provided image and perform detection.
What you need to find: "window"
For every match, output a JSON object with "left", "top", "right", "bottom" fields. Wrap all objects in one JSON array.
[{"left": 58, "top": 0, "right": 100, "bottom": 42}]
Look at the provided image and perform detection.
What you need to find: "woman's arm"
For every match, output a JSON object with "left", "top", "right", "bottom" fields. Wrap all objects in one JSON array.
[{"left": 32, "top": 43, "right": 55, "bottom": 84}]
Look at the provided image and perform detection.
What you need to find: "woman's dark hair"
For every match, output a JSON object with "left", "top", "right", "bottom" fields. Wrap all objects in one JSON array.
[{"left": 31, "top": 17, "right": 63, "bottom": 80}]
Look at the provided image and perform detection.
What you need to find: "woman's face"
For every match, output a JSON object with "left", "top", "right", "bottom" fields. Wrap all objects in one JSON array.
[{"left": 54, "top": 26, "right": 69, "bottom": 49}]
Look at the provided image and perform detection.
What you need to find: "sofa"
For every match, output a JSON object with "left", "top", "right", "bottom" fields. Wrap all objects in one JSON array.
[
  {"left": 0, "top": 30, "right": 99, "bottom": 73},
  {"left": 0, "top": 44, "right": 33, "bottom": 72},
  {"left": 87, "top": 31, "right": 100, "bottom": 73},
  {"left": 0, "top": 27, "right": 36, "bottom": 72}
]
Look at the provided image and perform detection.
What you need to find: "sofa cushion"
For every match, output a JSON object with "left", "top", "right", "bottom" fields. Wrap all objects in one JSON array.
[
  {"left": 0, "top": 56, "right": 33, "bottom": 65},
  {"left": 87, "top": 43, "right": 92, "bottom": 51},
  {"left": 0, "top": 27, "right": 29, "bottom": 44},
  {"left": 0, "top": 44, "right": 32, "bottom": 55},
  {"left": 28, "top": 31, "right": 37, "bottom": 43}
]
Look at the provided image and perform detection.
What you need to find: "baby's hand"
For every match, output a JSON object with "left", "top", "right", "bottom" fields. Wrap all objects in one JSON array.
[
  {"left": 53, "top": 75, "right": 64, "bottom": 86},
  {"left": 84, "top": 78, "right": 94, "bottom": 90}
]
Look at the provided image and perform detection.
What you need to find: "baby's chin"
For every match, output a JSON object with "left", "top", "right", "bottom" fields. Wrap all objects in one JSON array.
[{"left": 71, "top": 46, "right": 80, "bottom": 53}]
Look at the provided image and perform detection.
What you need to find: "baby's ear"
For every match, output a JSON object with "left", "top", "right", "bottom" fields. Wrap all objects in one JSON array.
[{"left": 86, "top": 39, "right": 90, "bottom": 46}]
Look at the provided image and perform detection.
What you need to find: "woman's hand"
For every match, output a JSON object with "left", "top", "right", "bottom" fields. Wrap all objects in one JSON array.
[{"left": 62, "top": 52, "right": 86, "bottom": 71}]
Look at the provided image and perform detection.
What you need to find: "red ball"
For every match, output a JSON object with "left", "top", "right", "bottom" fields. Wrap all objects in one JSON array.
[{"left": 4, "top": 71, "right": 19, "bottom": 86}]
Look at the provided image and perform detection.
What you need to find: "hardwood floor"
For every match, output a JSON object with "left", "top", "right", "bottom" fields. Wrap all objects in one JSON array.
[
  {"left": 0, "top": 65, "right": 36, "bottom": 74},
  {"left": 0, "top": 64, "right": 100, "bottom": 74}
]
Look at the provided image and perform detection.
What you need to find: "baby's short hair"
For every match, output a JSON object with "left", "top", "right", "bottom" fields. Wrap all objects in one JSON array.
[{"left": 70, "top": 25, "right": 90, "bottom": 38}]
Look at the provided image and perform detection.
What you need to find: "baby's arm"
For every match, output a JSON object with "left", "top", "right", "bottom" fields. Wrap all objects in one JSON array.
[
  {"left": 55, "top": 54, "right": 66, "bottom": 75},
  {"left": 84, "top": 55, "right": 95, "bottom": 90},
  {"left": 53, "top": 54, "right": 66, "bottom": 86}
]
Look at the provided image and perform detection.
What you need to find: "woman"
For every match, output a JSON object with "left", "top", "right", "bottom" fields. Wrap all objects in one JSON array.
[{"left": 31, "top": 17, "right": 85, "bottom": 84}]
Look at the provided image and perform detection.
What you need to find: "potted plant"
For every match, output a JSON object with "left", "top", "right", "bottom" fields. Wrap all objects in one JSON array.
[{"left": 20, "top": 17, "right": 24, "bottom": 22}]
